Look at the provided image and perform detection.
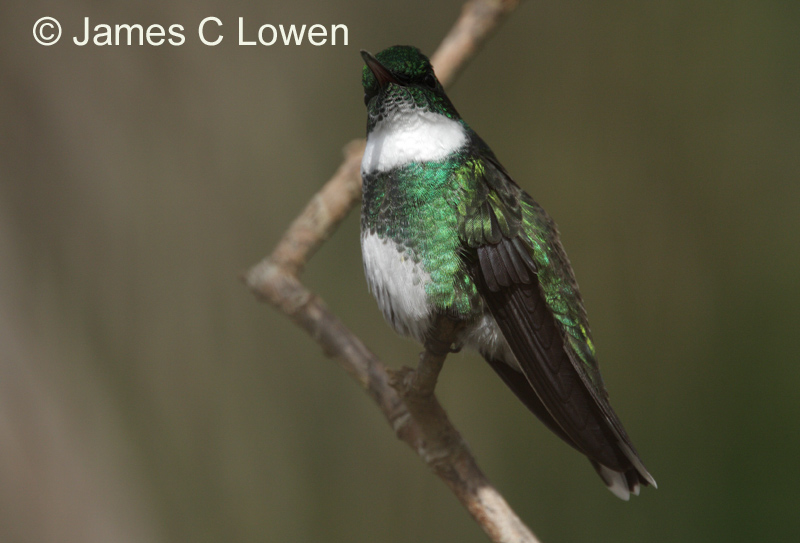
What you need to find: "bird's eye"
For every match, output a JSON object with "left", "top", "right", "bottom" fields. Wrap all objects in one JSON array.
[
  {"left": 423, "top": 74, "right": 437, "bottom": 89},
  {"left": 364, "top": 86, "right": 378, "bottom": 105}
]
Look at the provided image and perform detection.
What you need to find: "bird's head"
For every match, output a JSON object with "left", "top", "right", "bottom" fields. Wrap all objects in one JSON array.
[{"left": 360, "top": 46, "right": 460, "bottom": 130}]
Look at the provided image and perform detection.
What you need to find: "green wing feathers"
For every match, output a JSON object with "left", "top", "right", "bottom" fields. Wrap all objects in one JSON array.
[
  {"left": 454, "top": 150, "right": 655, "bottom": 493},
  {"left": 455, "top": 155, "right": 603, "bottom": 390}
]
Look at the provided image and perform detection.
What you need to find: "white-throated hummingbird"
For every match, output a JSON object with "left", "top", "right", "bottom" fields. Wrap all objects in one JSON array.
[{"left": 359, "top": 45, "right": 655, "bottom": 499}]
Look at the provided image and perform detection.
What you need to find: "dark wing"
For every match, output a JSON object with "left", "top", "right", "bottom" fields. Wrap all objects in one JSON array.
[
  {"left": 484, "top": 355, "right": 584, "bottom": 452},
  {"left": 457, "top": 145, "right": 655, "bottom": 497}
]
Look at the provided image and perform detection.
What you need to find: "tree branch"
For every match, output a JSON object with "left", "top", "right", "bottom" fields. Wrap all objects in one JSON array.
[{"left": 244, "top": 1, "right": 539, "bottom": 541}]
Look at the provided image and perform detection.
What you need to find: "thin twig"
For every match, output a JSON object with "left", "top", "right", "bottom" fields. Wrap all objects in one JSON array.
[
  {"left": 432, "top": 0, "right": 522, "bottom": 87},
  {"left": 244, "top": 1, "right": 538, "bottom": 541},
  {"left": 268, "top": 140, "right": 365, "bottom": 277}
]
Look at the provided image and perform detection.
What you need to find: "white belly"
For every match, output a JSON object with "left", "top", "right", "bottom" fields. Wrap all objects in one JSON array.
[
  {"left": 361, "top": 233, "right": 433, "bottom": 343},
  {"left": 462, "top": 314, "right": 519, "bottom": 370},
  {"left": 361, "top": 232, "right": 519, "bottom": 369}
]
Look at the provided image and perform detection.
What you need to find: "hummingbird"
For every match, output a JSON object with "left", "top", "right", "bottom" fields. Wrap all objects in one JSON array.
[{"left": 359, "top": 45, "right": 656, "bottom": 499}]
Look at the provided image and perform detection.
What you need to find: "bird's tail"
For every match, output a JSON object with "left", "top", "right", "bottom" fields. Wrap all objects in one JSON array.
[{"left": 484, "top": 355, "right": 656, "bottom": 500}]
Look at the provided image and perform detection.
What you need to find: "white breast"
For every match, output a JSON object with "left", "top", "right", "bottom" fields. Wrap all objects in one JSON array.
[
  {"left": 361, "top": 233, "right": 433, "bottom": 343},
  {"left": 362, "top": 233, "right": 521, "bottom": 370},
  {"left": 362, "top": 111, "right": 467, "bottom": 174}
]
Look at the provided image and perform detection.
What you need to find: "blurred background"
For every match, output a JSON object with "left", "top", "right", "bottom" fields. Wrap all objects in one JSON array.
[{"left": 2, "top": 1, "right": 798, "bottom": 542}]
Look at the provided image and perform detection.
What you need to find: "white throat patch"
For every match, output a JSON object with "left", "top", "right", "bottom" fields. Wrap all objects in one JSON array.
[{"left": 362, "top": 111, "right": 467, "bottom": 174}]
